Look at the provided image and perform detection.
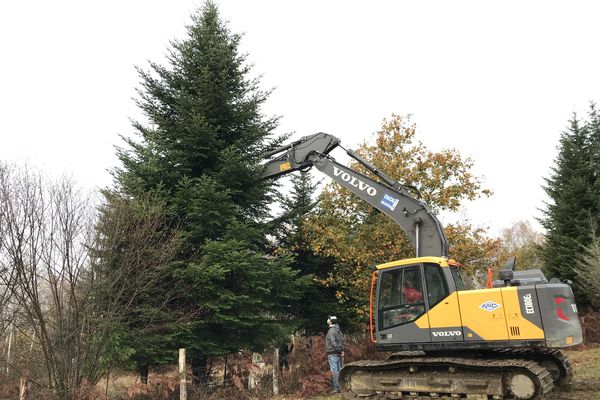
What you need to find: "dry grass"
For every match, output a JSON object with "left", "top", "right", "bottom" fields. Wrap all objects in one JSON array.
[
  {"left": 4, "top": 337, "right": 598, "bottom": 399},
  {"left": 550, "top": 345, "right": 600, "bottom": 400}
]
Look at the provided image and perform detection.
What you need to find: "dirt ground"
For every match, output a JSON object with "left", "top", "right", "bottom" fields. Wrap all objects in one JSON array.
[
  {"left": 301, "top": 346, "right": 600, "bottom": 400},
  {"left": 550, "top": 346, "right": 600, "bottom": 399}
]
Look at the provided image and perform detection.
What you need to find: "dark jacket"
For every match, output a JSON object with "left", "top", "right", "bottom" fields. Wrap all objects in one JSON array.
[{"left": 325, "top": 324, "right": 345, "bottom": 355}]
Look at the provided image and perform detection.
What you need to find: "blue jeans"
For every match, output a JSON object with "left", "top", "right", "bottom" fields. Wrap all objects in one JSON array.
[{"left": 328, "top": 353, "right": 342, "bottom": 391}]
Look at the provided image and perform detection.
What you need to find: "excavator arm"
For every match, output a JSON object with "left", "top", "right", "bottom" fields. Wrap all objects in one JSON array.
[{"left": 262, "top": 132, "right": 449, "bottom": 257}]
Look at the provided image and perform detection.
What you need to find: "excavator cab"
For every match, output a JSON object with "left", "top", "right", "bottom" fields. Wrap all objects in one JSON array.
[{"left": 373, "top": 257, "right": 467, "bottom": 348}]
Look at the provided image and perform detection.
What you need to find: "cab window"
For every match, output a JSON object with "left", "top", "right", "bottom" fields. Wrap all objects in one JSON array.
[
  {"left": 450, "top": 266, "right": 465, "bottom": 291},
  {"left": 378, "top": 266, "right": 425, "bottom": 330},
  {"left": 424, "top": 263, "right": 448, "bottom": 308}
]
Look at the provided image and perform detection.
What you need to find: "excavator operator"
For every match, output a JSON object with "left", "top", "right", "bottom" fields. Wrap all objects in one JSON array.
[{"left": 402, "top": 278, "right": 423, "bottom": 304}]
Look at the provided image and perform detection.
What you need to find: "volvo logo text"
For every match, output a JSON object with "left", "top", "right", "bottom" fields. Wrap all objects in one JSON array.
[
  {"left": 333, "top": 166, "right": 377, "bottom": 196},
  {"left": 431, "top": 330, "right": 462, "bottom": 337}
]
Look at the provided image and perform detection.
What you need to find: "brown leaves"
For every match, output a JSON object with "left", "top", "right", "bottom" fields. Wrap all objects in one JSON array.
[
  {"left": 445, "top": 222, "right": 502, "bottom": 276},
  {"left": 303, "top": 114, "right": 493, "bottom": 308}
]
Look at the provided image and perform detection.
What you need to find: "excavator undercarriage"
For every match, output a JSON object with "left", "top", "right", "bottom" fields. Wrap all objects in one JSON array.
[{"left": 339, "top": 349, "right": 572, "bottom": 400}]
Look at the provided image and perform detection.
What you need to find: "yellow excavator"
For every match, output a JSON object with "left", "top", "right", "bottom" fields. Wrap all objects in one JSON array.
[{"left": 262, "top": 133, "right": 582, "bottom": 400}]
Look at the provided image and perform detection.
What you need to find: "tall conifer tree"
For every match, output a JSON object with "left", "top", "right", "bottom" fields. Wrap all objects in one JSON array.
[
  {"left": 588, "top": 104, "right": 600, "bottom": 210},
  {"left": 541, "top": 104, "right": 600, "bottom": 304},
  {"left": 104, "top": 1, "right": 307, "bottom": 372}
]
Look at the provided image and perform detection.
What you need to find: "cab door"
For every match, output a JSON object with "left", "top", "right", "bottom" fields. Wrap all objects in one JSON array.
[
  {"left": 377, "top": 265, "right": 430, "bottom": 345},
  {"left": 420, "top": 263, "right": 464, "bottom": 342}
]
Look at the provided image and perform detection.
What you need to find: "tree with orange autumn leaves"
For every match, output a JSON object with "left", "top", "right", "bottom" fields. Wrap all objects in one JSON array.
[{"left": 302, "top": 114, "right": 500, "bottom": 316}]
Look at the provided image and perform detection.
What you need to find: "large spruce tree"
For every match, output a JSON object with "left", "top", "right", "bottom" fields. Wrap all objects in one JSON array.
[
  {"left": 541, "top": 104, "right": 600, "bottom": 304},
  {"left": 104, "top": 2, "right": 307, "bottom": 372}
]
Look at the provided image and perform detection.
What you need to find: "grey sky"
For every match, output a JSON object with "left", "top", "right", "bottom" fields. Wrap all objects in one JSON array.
[{"left": 1, "top": 1, "right": 599, "bottom": 234}]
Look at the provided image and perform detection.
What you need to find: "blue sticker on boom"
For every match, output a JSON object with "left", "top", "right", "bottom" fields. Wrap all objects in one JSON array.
[{"left": 380, "top": 194, "right": 400, "bottom": 211}]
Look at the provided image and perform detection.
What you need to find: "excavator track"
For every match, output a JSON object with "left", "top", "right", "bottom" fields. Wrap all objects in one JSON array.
[
  {"left": 488, "top": 348, "right": 572, "bottom": 386},
  {"left": 339, "top": 354, "right": 554, "bottom": 399}
]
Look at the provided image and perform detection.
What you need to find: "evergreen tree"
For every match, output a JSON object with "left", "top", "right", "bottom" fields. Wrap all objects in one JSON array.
[
  {"left": 589, "top": 104, "right": 600, "bottom": 211},
  {"left": 90, "top": 193, "right": 181, "bottom": 372},
  {"left": 103, "top": 1, "right": 307, "bottom": 373},
  {"left": 574, "top": 224, "right": 600, "bottom": 309},
  {"left": 541, "top": 104, "right": 600, "bottom": 304},
  {"left": 275, "top": 172, "right": 353, "bottom": 335}
]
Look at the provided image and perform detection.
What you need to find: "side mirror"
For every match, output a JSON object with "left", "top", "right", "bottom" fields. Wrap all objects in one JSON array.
[
  {"left": 499, "top": 269, "right": 514, "bottom": 281},
  {"left": 504, "top": 256, "right": 517, "bottom": 271}
]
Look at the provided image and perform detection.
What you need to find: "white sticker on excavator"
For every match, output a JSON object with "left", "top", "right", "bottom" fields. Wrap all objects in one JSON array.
[
  {"left": 380, "top": 194, "right": 400, "bottom": 211},
  {"left": 523, "top": 294, "right": 535, "bottom": 314},
  {"left": 479, "top": 301, "right": 501, "bottom": 312}
]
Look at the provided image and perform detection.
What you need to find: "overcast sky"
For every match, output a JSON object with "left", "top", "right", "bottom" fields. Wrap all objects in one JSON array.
[{"left": 1, "top": 1, "right": 599, "bottom": 235}]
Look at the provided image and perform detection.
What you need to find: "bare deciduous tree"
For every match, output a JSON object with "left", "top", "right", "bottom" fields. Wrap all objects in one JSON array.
[
  {"left": 0, "top": 163, "right": 180, "bottom": 399},
  {"left": 0, "top": 164, "right": 95, "bottom": 397},
  {"left": 86, "top": 190, "right": 183, "bottom": 383}
]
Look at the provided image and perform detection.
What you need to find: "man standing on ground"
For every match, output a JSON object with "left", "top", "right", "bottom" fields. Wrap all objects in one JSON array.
[{"left": 325, "top": 316, "right": 345, "bottom": 393}]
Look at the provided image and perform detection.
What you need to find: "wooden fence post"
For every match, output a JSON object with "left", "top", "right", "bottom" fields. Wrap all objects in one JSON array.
[
  {"left": 179, "top": 348, "right": 187, "bottom": 400},
  {"left": 19, "top": 377, "right": 29, "bottom": 400},
  {"left": 223, "top": 355, "right": 228, "bottom": 386},
  {"left": 248, "top": 352, "right": 264, "bottom": 389},
  {"left": 273, "top": 347, "right": 279, "bottom": 395}
]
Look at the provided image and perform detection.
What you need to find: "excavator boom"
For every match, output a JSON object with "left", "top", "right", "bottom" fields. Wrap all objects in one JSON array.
[{"left": 262, "top": 132, "right": 449, "bottom": 257}]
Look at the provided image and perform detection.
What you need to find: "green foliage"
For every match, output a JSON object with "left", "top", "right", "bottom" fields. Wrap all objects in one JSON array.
[
  {"left": 541, "top": 103, "right": 600, "bottom": 305},
  {"left": 90, "top": 193, "right": 181, "bottom": 370},
  {"left": 274, "top": 171, "right": 355, "bottom": 334},
  {"left": 177, "top": 234, "right": 310, "bottom": 354},
  {"left": 575, "top": 225, "right": 600, "bottom": 309},
  {"left": 101, "top": 1, "right": 306, "bottom": 369}
]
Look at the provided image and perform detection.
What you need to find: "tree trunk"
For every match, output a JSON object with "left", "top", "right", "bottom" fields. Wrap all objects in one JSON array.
[
  {"left": 223, "top": 355, "right": 228, "bottom": 386},
  {"left": 191, "top": 355, "right": 208, "bottom": 386},
  {"left": 140, "top": 365, "right": 148, "bottom": 384},
  {"left": 6, "top": 326, "right": 13, "bottom": 377}
]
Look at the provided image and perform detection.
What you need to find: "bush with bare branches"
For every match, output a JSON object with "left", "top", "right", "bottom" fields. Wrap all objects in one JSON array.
[
  {"left": 0, "top": 164, "right": 96, "bottom": 397},
  {"left": 0, "top": 163, "right": 180, "bottom": 399}
]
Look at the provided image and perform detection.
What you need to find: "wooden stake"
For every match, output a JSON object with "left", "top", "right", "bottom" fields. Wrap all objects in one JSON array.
[
  {"left": 19, "top": 377, "right": 29, "bottom": 400},
  {"left": 273, "top": 347, "right": 279, "bottom": 395},
  {"left": 223, "top": 355, "right": 228, "bottom": 386},
  {"left": 179, "top": 348, "right": 187, "bottom": 400}
]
